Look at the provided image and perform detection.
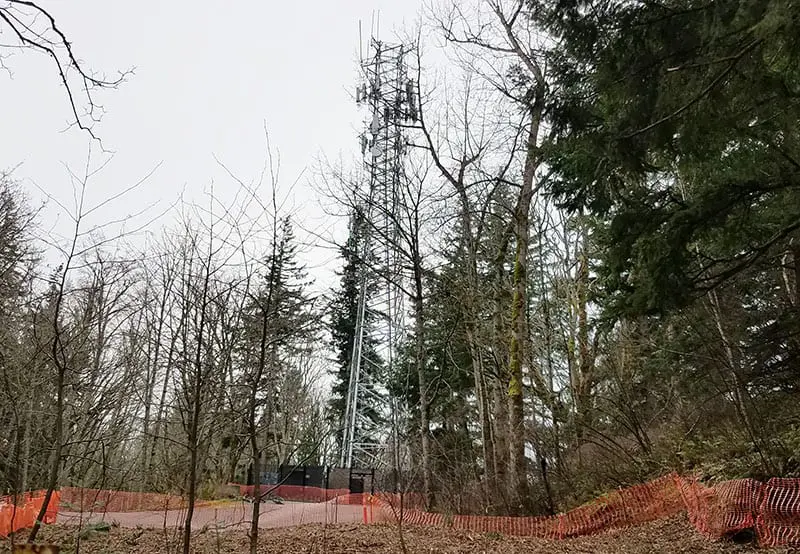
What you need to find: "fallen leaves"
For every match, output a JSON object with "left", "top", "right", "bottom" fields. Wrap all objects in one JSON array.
[{"left": 2, "top": 514, "right": 791, "bottom": 553}]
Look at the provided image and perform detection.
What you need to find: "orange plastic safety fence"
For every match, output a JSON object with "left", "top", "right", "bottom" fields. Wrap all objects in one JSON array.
[
  {"left": 365, "top": 474, "right": 800, "bottom": 547},
  {"left": 60, "top": 485, "right": 361, "bottom": 513},
  {"left": 59, "top": 488, "right": 187, "bottom": 513},
  {"left": 0, "top": 491, "right": 60, "bottom": 537},
  {"left": 330, "top": 492, "right": 368, "bottom": 506},
  {"left": 758, "top": 478, "right": 800, "bottom": 547},
  {"left": 678, "top": 476, "right": 762, "bottom": 539},
  {"left": 234, "top": 484, "right": 352, "bottom": 503}
]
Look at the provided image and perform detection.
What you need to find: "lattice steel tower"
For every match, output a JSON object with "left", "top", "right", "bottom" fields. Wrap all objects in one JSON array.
[{"left": 340, "top": 36, "right": 417, "bottom": 470}]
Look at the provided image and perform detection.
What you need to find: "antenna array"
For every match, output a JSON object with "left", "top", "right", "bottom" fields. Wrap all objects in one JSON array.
[{"left": 340, "top": 36, "right": 417, "bottom": 472}]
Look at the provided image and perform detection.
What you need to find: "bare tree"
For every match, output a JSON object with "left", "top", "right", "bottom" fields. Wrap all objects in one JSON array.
[
  {"left": 173, "top": 205, "right": 230, "bottom": 554},
  {"left": 410, "top": 53, "right": 515, "bottom": 506},
  {"left": 426, "top": 0, "right": 550, "bottom": 512},
  {"left": 28, "top": 153, "right": 157, "bottom": 541},
  {"left": 0, "top": 1, "right": 131, "bottom": 138}
]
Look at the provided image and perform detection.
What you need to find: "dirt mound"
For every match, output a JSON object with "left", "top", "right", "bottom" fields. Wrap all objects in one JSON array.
[{"left": 9, "top": 514, "right": 790, "bottom": 553}]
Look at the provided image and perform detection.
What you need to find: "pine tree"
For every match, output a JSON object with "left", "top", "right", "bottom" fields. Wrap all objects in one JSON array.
[
  {"left": 542, "top": 0, "right": 800, "bottom": 316},
  {"left": 238, "top": 216, "right": 318, "bottom": 473},
  {"left": 539, "top": 0, "right": 800, "bottom": 478}
]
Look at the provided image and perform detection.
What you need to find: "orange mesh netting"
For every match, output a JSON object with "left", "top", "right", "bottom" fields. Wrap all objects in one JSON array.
[
  {"left": 234, "top": 484, "right": 354, "bottom": 504},
  {"left": 60, "top": 484, "right": 364, "bottom": 513},
  {"left": 678, "top": 476, "right": 762, "bottom": 538},
  {"left": 6, "top": 475, "right": 797, "bottom": 546},
  {"left": 59, "top": 487, "right": 188, "bottom": 513},
  {"left": 0, "top": 491, "right": 60, "bottom": 537},
  {"left": 365, "top": 474, "right": 800, "bottom": 547},
  {"left": 758, "top": 478, "right": 800, "bottom": 547}
]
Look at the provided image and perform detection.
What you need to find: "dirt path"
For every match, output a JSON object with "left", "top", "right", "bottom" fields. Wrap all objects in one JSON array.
[{"left": 56, "top": 500, "right": 363, "bottom": 530}]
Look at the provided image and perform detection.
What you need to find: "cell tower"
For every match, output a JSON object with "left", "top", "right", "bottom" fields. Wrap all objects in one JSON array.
[{"left": 340, "top": 36, "right": 418, "bottom": 470}]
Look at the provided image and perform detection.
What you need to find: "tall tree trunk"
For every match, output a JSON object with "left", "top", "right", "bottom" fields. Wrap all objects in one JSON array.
[
  {"left": 29, "top": 316, "right": 66, "bottom": 542},
  {"left": 142, "top": 283, "right": 170, "bottom": 491},
  {"left": 490, "top": 379, "right": 509, "bottom": 509},
  {"left": 506, "top": 98, "right": 543, "bottom": 514},
  {"left": 485, "top": 0, "right": 547, "bottom": 514},
  {"left": 469, "top": 337, "right": 495, "bottom": 495},
  {"left": 413, "top": 259, "right": 433, "bottom": 510},
  {"left": 183, "top": 262, "right": 211, "bottom": 554},
  {"left": 28, "top": 233, "right": 78, "bottom": 543},
  {"left": 183, "top": 371, "right": 202, "bottom": 554},
  {"left": 572, "top": 231, "right": 594, "bottom": 441},
  {"left": 248, "top": 402, "right": 262, "bottom": 554},
  {"left": 708, "top": 289, "right": 772, "bottom": 473},
  {"left": 20, "top": 396, "right": 33, "bottom": 494},
  {"left": 489, "top": 226, "right": 512, "bottom": 510},
  {"left": 147, "top": 333, "right": 177, "bottom": 487},
  {"left": 507, "top": 240, "right": 530, "bottom": 514},
  {"left": 249, "top": 302, "right": 272, "bottom": 554},
  {"left": 454, "top": 158, "right": 497, "bottom": 495}
]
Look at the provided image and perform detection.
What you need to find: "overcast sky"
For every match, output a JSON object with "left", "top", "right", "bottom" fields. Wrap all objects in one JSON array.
[{"left": 1, "top": 0, "right": 424, "bottom": 292}]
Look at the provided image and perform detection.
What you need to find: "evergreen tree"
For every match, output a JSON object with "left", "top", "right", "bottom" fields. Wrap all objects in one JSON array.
[
  {"left": 238, "top": 216, "right": 319, "bottom": 469},
  {"left": 539, "top": 0, "right": 800, "bottom": 479},
  {"left": 542, "top": 0, "right": 800, "bottom": 317}
]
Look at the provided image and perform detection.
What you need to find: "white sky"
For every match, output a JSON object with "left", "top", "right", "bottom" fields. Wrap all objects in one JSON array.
[{"left": 1, "top": 0, "right": 424, "bottom": 293}]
